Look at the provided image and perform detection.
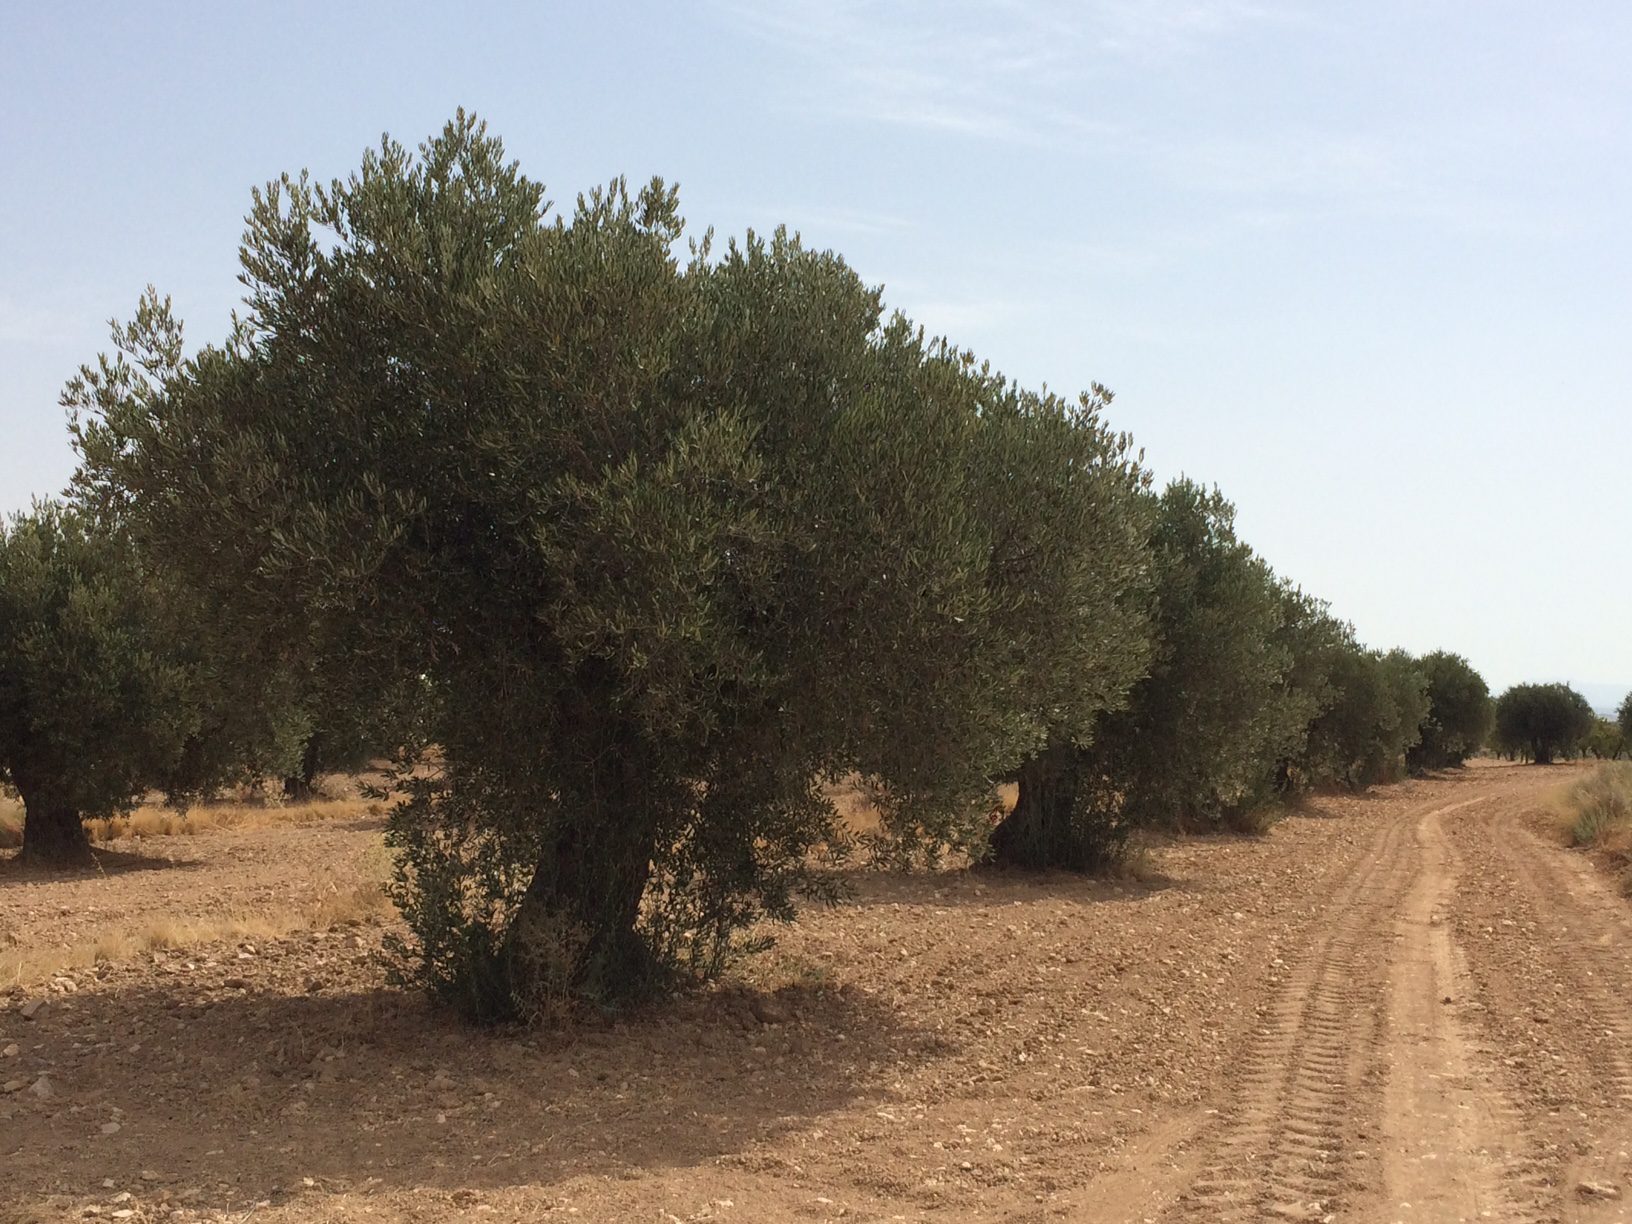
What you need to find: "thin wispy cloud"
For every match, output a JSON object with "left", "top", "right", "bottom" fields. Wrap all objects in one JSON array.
[
  {"left": 723, "top": 1, "right": 1579, "bottom": 247},
  {"left": 721, "top": 0, "right": 1301, "bottom": 146}
]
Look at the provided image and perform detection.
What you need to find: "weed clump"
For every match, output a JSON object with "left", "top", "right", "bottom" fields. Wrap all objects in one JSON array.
[{"left": 1560, "top": 763, "right": 1632, "bottom": 893}]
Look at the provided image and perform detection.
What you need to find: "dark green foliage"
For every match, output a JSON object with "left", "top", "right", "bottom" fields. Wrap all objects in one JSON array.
[
  {"left": 1262, "top": 587, "right": 1352, "bottom": 793},
  {"left": 70, "top": 113, "right": 1153, "bottom": 1018},
  {"left": 1619, "top": 692, "right": 1632, "bottom": 743},
  {"left": 1407, "top": 651, "right": 1492, "bottom": 772},
  {"left": 1585, "top": 717, "right": 1627, "bottom": 761},
  {"left": 1493, "top": 683, "right": 1595, "bottom": 764},
  {"left": 1296, "top": 646, "right": 1427, "bottom": 789},
  {"left": 1301, "top": 647, "right": 1390, "bottom": 787},
  {"left": 0, "top": 504, "right": 191, "bottom": 864},
  {"left": 992, "top": 480, "right": 1306, "bottom": 867}
]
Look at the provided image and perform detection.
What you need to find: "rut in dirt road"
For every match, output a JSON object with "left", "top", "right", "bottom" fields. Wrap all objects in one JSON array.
[
  {"left": 1160, "top": 769, "right": 1630, "bottom": 1224},
  {"left": 1166, "top": 799, "right": 1418, "bottom": 1223},
  {"left": 1445, "top": 789, "right": 1632, "bottom": 1223},
  {"left": 1372, "top": 798, "right": 1555, "bottom": 1223}
]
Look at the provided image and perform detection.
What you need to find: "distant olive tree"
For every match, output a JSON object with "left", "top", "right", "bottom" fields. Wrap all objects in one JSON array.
[
  {"left": 1619, "top": 692, "right": 1632, "bottom": 743},
  {"left": 0, "top": 504, "right": 191, "bottom": 865},
  {"left": 1407, "top": 651, "right": 1493, "bottom": 772},
  {"left": 1584, "top": 717, "right": 1627, "bottom": 761},
  {"left": 69, "top": 113, "right": 1153, "bottom": 1019},
  {"left": 1493, "top": 683, "right": 1595, "bottom": 764}
]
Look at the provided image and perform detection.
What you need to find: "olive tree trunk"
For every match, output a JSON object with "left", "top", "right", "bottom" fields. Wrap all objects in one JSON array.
[
  {"left": 500, "top": 725, "right": 662, "bottom": 1010},
  {"left": 17, "top": 784, "right": 93, "bottom": 867}
]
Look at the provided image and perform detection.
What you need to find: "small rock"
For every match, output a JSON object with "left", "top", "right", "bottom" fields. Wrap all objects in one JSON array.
[
  {"left": 110, "top": 1191, "right": 131, "bottom": 1202},
  {"left": 29, "top": 1075, "right": 54, "bottom": 1099},
  {"left": 139, "top": 1169, "right": 160, "bottom": 1182},
  {"left": 19, "top": 999, "right": 47, "bottom": 1021},
  {"left": 1578, "top": 1181, "right": 1623, "bottom": 1201},
  {"left": 1, "top": 1079, "right": 24, "bottom": 1094},
  {"left": 100, "top": 1121, "right": 122, "bottom": 1135},
  {"left": 748, "top": 994, "right": 792, "bottom": 1026},
  {"left": 110, "top": 1212, "right": 134, "bottom": 1221},
  {"left": 2, "top": 1043, "right": 18, "bottom": 1057},
  {"left": 102, "top": 1179, "right": 117, "bottom": 1190},
  {"left": 222, "top": 977, "right": 250, "bottom": 991}
]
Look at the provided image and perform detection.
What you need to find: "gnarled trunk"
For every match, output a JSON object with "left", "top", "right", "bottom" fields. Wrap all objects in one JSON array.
[
  {"left": 501, "top": 721, "right": 661, "bottom": 1013},
  {"left": 991, "top": 743, "right": 1088, "bottom": 869},
  {"left": 18, "top": 786, "right": 93, "bottom": 868}
]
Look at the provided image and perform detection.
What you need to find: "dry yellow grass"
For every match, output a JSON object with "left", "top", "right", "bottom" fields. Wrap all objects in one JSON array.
[
  {"left": 0, "top": 794, "right": 21, "bottom": 849},
  {"left": 1, "top": 790, "right": 380, "bottom": 851},
  {"left": 0, "top": 871, "right": 393, "bottom": 989},
  {"left": 1553, "top": 762, "right": 1632, "bottom": 895},
  {"left": 85, "top": 795, "right": 381, "bottom": 843}
]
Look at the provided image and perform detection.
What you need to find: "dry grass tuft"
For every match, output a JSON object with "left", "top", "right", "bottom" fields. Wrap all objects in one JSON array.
[
  {"left": 1555, "top": 763, "right": 1632, "bottom": 895},
  {"left": 0, "top": 850, "right": 395, "bottom": 988},
  {"left": 0, "top": 790, "right": 379, "bottom": 853},
  {"left": 85, "top": 796, "right": 381, "bottom": 844}
]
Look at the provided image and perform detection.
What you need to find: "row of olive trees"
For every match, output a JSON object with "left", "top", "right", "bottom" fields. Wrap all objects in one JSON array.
[{"left": 2, "top": 113, "right": 1495, "bottom": 1020}]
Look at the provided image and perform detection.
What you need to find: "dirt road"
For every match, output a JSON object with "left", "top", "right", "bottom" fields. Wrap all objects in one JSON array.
[
  {"left": 2, "top": 762, "right": 1628, "bottom": 1222},
  {"left": 1144, "top": 768, "right": 1631, "bottom": 1224}
]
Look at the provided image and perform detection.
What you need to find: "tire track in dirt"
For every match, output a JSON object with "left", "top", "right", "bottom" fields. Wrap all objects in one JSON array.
[
  {"left": 1447, "top": 793, "right": 1632, "bottom": 1220},
  {"left": 1161, "top": 799, "right": 1424, "bottom": 1223},
  {"left": 1367, "top": 796, "right": 1557, "bottom": 1224},
  {"left": 1491, "top": 831, "right": 1632, "bottom": 1112}
]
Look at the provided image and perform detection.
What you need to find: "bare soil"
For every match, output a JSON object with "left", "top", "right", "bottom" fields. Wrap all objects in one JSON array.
[{"left": 1, "top": 762, "right": 1628, "bottom": 1222}]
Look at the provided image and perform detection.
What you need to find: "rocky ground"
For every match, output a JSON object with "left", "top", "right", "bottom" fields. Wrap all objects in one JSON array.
[{"left": 1, "top": 761, "right": 1627, "bottom": 1222}]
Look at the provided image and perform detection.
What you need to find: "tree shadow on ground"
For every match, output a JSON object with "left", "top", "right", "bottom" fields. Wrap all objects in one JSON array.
[
  {"left": 828, "top": 860, "right": 1184, "bottom": 910},
  {"left": 0, "top": 963, "right": 936, "bottom": 1218},
  {"left": 0, "top": 845, "right": 202, "bottom": 883}
]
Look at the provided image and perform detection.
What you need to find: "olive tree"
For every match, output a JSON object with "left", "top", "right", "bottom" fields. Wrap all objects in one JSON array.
[
  {"left": 1406, "top": 650, "right": 1492, "bottom": 771},
  {"left": 991, "top": 480, "right": 1300, "bottom": 868},
  {"left": 1493, "top": 682, "right": 1595, "bottom": 764},
  {"left": 1619, "top": 692, "right": 1632, "bottom": 743},
  {"left": 70, "top": 113, "right": 1152, "bottom": 1018},
  {"left": 1584, "top": 717, "right": 1626, "bottom": 760},
  {"left": 0, "top": 504, "right": 191, "bottom": 865}
]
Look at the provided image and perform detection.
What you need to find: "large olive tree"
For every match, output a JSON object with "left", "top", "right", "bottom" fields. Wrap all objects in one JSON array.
[
  {"left": 70, "top": 114, "right": 1152, "bottom": 1018},
  {"left": 0, "top": 504, "right": 191, "bottom": 865}
]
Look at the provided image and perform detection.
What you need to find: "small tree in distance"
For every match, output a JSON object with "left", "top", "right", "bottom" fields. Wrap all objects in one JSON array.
[{"left": 1493, "top": 682, "right": 1595, "bottom": 765}]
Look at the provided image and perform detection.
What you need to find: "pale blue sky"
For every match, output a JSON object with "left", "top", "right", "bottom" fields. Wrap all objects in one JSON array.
[{"left": 2, "top": 2, "right": 1628, "bottom": 702}]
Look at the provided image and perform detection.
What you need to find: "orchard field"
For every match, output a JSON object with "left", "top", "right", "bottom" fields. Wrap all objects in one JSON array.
[{"left": 4, "top": 760, "right": 1630, "bottom": 1223}]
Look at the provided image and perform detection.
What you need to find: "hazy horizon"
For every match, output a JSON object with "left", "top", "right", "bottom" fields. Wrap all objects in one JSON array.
[{"left": 3, "top": 2, "right": 1628, "bottom": 699}]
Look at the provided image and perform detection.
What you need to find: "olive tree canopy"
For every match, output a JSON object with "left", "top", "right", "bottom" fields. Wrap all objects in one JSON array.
[{"left": 70, "top": 113, "right": 1153, "bottom": 1018}]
